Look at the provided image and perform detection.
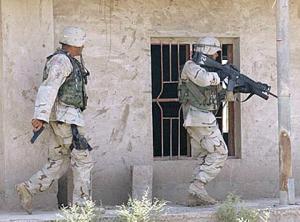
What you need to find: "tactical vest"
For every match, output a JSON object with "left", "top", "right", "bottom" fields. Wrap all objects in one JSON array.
[
  {"left": 178, "top": 80, "right": 224, "bottom": 111},
  {"left": 178, "top": 64, "right": 225, "bottom": 111},
  {"left": 43, "top": 50, "right": 89, "bottom": 111}
]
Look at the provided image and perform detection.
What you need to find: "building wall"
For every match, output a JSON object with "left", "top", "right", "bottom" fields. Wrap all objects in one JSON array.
[
  {"left": 1, "top": 0, "right": 300, "bottom": 210},
  {"left": 0, "top": 0, "right": 55, "bottom": 211},
  {"left": 290, "top": 0, "right": 300, "bottom": 198},
  {"left": 52, "top": 0, "right": 300, "bottom": 204},
  {"left": 0, "top": 0, "right": 5, "bottom": 211},
  {"left": 53, "top": 0, "right": 155, "bottom": 205}
]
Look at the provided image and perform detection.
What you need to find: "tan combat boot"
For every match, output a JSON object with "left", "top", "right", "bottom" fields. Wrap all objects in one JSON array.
[
  {"left": 187, "top": 181, "right": 217, "bottom": 206},
  {"left": 15, "top": 182, "right": 33, "bottom": 214}
]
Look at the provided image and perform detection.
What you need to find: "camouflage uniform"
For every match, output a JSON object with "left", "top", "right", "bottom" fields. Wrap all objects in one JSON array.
[
  {"left": 23, "top": 53, "right": 93, "bottom": 205},
  {"left": 180, "top": 59, "right": 228, "bottom": 203}
]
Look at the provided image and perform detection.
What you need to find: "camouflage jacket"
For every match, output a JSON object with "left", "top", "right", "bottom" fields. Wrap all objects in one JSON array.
[
  {"left": 180, "top": 60, "right": 220, "bottom": 127},
  {"left": 33, "top": 53, "right": 85, "bottom": 126}
]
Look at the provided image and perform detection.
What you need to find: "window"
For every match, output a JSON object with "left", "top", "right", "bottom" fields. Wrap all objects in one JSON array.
[{"left": 151, "top": 38, "right": 240, "bottom": 159}]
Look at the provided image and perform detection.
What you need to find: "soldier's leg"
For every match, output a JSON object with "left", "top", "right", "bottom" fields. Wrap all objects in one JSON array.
[
  {"left": 70, "top": 126, "right": 94, "bottom": 205},
  {"left": 24, "top": 122, "right": 72, "bottom": 194},
  {"left": 48, "top": 122, "right": 95, "bottom": 205},
  {"left": 16, "top": 122, "right": 71, "bottom": 213},
  {"left": 190, "top": 136, "right": 208, "bottom": 166},
  {"left": 186, "top": 125, "right": 228, "bottom": 205},
  {"left": 189, "top": 126, "right": 228, "bottom": 183}
]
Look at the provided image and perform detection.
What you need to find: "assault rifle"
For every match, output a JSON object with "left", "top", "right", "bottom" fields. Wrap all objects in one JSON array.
[{"left": 192, "top": 52, "right": 278, "bottom": 101}]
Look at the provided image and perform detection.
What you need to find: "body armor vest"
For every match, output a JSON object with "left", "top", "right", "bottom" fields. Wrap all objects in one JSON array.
[
  {"left": 43, "top": 50, "right": 89, "bottom": 111},
  {"left": 178, "top": 65, "right": 225, "bottom": 111}
]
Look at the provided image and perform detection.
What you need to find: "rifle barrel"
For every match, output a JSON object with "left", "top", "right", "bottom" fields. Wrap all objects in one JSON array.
[{"left": 269, "top": 92, "right": 278, "bottom": 98}]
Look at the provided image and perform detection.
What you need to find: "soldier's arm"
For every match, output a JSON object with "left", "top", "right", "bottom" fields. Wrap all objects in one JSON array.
[
  {"left": 183, "top": 60, "right": 220, "bottom": 87},
  {"left": 33, "top": 54, "right": 72, "bottom": 123}
]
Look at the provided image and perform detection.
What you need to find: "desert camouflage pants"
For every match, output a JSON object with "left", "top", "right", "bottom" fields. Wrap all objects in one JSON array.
[
  {"left": 24, "top": 121, "right": 94, "bottom": 204},
  {"left": 187, "top": 124, "right": 228, "bottom": 185}
]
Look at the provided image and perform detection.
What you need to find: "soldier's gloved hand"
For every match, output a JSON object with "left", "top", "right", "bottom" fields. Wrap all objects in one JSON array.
[
  {"left": 216, "top": 70, "right": 227, "bottom": 81},
  {"left": 209, "top": 72, "right": 221, "bottom": 85},
  {"left": 32, "top": 119, "right": 44, "bottom": 132}
]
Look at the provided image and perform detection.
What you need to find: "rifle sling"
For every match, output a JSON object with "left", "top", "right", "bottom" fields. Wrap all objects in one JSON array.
[{"left": 242, "top": 93, "right": 254, "bottom": 102}]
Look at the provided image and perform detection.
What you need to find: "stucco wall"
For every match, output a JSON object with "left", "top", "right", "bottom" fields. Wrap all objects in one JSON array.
[
  {"left": 53, "top": 0, "right": 300, "bottom": 204},
  {"left": 0, "top": 0, "right": 54, "bottom": 210},
  {"left": 0, "top": 0, "right": 4, "bottom": 211},
  {"left": 1, "top": 0, "right": 300, "bottom": 210},
  {"left": 290, "top": 0, "right": 300, "bottom": 197},
  {"left": 152, "top": 0, "right": 300, "bottom": 202},
  {"left": 53, "top": 0, "right": 154, "bottom": 205}
]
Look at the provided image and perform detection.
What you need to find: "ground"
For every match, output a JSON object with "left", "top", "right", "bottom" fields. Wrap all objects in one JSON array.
[{"left": 1, "top": 198, "right": 300, "bottom": 222}]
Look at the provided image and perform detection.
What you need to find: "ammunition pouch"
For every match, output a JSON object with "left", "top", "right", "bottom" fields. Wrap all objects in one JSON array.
[{"left": 178, "top": 79, "right": 225, "bottom": 111}]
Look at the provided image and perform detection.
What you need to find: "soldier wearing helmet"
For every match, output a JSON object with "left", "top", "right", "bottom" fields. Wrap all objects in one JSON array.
[
  {"left": 15, "top": 27, "right": 94, "bottom": 214},
  {"left": 178, "top": 36, "right": 228, "bottom": 206}
]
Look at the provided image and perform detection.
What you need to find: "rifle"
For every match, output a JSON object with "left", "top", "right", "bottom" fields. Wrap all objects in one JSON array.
[{"left": 192, "top": 52, "right": 278, "bottom": 102}]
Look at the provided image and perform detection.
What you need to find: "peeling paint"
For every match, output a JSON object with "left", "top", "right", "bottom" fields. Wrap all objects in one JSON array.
[{"left": 279, "top": 130, "right": 292, "bottom": 191}]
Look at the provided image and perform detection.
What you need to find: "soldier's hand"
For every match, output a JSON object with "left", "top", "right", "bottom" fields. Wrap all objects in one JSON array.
[
  {"left": 216, "top": 70, "right": 227, "bottom": 81},
  {"left": 210, "top": 72, "right": 221, "bottom": 85},
  {"left": 31, "top": 119, "right": 44, "bottom": 132}
]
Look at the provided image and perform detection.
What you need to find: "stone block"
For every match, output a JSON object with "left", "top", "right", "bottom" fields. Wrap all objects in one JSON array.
[{"left": 131, "top": 165, "right": 153, "bottom": 200}]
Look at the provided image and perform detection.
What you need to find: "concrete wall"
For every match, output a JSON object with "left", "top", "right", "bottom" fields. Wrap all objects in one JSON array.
[
  {"left": 290, "top": 0, "right": 300, "bottom": 200},
  {"left": 0, "top": 0, "right": 55, "bottom": 210},
  {"left": 152, "top": 0, "right": 300, "bottom": 202},
  {"left": 53, "top": 0, "right": 282, "bottom": 204},
  {"left": 0, "top": 0, "right": 4, "bottom": 211},
  {"left": 53, "top": 0, "right": 299, "bottom": 203},
  {"left": 1, "top": 0, "right": 300, "bottom": 210},
  {"left": 53, "top": 0, "right": 155, "bottom": 205}
]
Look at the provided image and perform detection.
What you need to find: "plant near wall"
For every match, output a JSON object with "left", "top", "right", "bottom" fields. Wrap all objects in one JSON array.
[
  {"left": 216, "top": 193, "right": 270, "bottom": 222},
  {"left": 117, "top": 190, "right": 167, "bottom": 222},
  {"left": 56, "top": 199, "right": 103, "bottom": 222}
]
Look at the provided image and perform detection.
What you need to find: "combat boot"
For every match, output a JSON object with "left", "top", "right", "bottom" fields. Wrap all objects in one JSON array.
[
  {"left": 15, "top": 182, "right": 33, "bottom": 214},
  {"left": 187, "top": 181, "right": 217, "bottom": 206}
]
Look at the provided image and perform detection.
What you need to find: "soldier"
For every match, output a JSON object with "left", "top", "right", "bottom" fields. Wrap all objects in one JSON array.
[
  {"left": 15, "top": 26, "right": 94, "bottom": 214},
  {"left": 178, "top": 36, "right": 228, "bottom": 206}
]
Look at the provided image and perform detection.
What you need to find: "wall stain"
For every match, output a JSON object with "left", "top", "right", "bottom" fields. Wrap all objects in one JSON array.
[
  {"left": 128, "top": 30, "right": 137, "bottom": 49},
  {"left": 121, "top": 35, "right": 127, "bottom": 44},
  {"left": 21, "top": 89, "right": 35, "bottom": 103},
  {"left": 131, "top": 71, "right": 138, "bottom": 80},
  {"left": 94, "top": 107, "right": 109, "bottom": 118},
  {"left": 109, "top": 104, "right": 130, "bottom": 143},
  {"left": 121, "top": 96, "right": 132, "bottom": 104},
  {"left": 133, "top": 56, "right": 139, "bottom": 61},
  {"left": 127, "top": 141, "right": 133, "bottom": 152}
]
